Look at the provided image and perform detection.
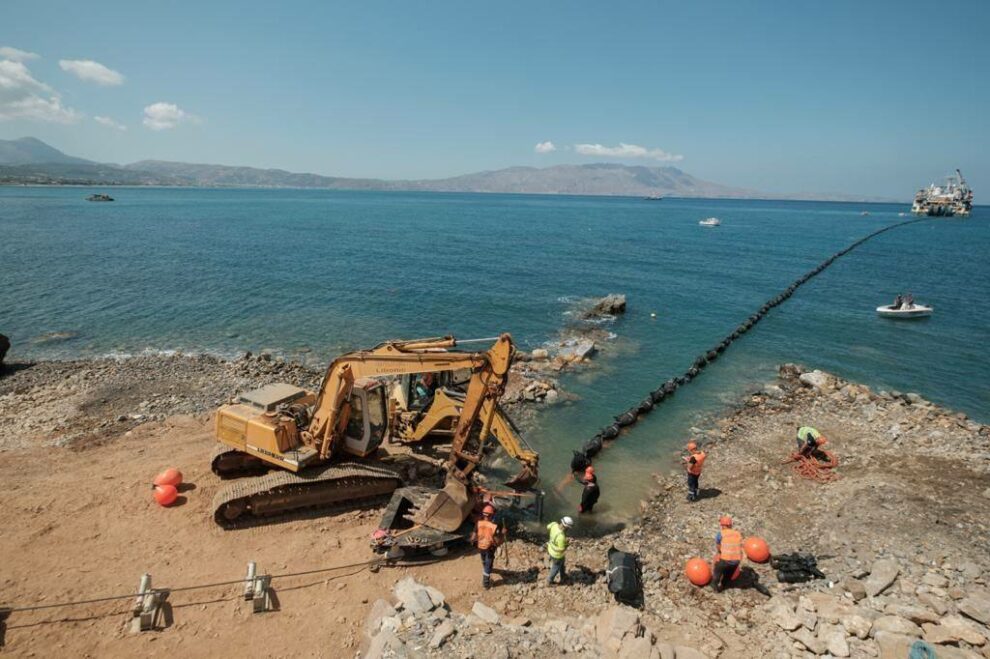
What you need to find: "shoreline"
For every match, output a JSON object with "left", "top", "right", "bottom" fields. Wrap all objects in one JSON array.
[{"left": 1, "top": 357, "right": 988, "bottom": 656}]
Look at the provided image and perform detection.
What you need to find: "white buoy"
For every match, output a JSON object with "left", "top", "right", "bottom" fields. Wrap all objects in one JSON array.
[{"left": 650, "top": 312, "right": 657, "bottom": 318}]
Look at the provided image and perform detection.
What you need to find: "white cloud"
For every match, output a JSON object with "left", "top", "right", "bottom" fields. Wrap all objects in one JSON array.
[
  {"left": 95, "top": 115, "right": 127, "bottom": 131},
  {"left": 0, "top": 46, "right": 40, "bottom": 61},
  {"left": 59, "top": 59, "right": 124, "bottom": 86},
  {"left": 574, "top": 142, "right": 683, "bottom": 162},
  {"left": 142, "top": 101, "right": 198, "bottom": 130},
  {"left": 534, "top": 140, "right": 557, "bottom": 154},
  {"left": 0, "top": 59, "right": 79, "bottom": 123}
]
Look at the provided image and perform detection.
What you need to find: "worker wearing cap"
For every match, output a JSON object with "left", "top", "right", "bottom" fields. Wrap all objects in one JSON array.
[
  {"left": 578, "top": 465, "right": 600, "bottom": 514},
  {"left": 470, "top": 503, "right": 502, "bottom": 589},
  {"left": 796, "top": 426, "right": 824, "bottom": 458},
  {"left": 546, "top": 516, "right": 573, "bottom": 585},
  {"left": 683, "top": 441, "right": 706, "bottom": 502},
  {"left": 713, "top": 515, "right": 744, "bottom": 592}
]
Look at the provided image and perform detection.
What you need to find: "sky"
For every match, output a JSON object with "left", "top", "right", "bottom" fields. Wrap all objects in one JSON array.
[{"left": 2, "top": 0, "right": 988, "bottom": 198}]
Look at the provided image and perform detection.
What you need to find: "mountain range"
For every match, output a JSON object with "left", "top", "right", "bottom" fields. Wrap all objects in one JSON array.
[{"left": 0, "top": 136, "right": 873, "bottom": 201}]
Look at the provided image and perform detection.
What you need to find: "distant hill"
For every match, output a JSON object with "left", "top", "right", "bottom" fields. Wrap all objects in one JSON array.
[
  {"left": 0, "top": 136, "right": 95, "bottom": 167},
  {"left": 0, "top": 136, "right": 882, "bottom": 200}
]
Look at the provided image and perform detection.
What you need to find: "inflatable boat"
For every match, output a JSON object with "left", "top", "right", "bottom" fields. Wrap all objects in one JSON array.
[{"left": 699, "top": 217, "right": 721, "bottom": 227}]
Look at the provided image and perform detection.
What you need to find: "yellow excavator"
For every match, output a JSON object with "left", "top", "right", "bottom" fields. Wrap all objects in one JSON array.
[{"left": 210, "top": 334, "right": 539, "bottom": 533}]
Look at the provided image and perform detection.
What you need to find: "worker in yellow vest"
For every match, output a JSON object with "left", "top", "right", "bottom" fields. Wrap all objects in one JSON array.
[
  {"left": 546, "top": 516, "right": 574, "bottom": 585},
  {"left": 470, "top": 503, "right": 503, "bottom": 589},
  {"left": 683, "top": 441, "right": 707, "bottom": 502},
  {"left": 713, "top": 515, "right": 744, "bottom": 592}
]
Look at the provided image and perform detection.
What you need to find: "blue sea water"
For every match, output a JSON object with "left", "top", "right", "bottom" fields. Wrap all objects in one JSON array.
[{"left": 1, "top": 187, "right": 987, "bottom": 520}]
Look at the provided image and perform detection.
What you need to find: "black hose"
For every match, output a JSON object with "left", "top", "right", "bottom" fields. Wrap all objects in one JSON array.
[{"left": 569, "top": 217, "right": 928, "bottom": 467}]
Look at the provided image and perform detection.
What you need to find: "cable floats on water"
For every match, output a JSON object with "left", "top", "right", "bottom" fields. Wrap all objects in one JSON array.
[{"left": 570, "top": 217, "right": 929, "bottom": 472}]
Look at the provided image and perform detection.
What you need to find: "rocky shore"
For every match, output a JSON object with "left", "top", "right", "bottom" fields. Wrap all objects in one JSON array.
[{"left": 363, "top": 365, "right": 990, "bottom": 658}]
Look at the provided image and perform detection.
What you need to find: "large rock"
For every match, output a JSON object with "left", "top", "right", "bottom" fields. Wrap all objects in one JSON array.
[
  {"left": 429, "top": 620, "right": 456, "bottom": 649},
  {"left": 393, "top": 577, "right": 437, "bottom": 614},
  {"left": 365, "top": 630, "right": 405, "bottom": 659},
  {"left": 958, "top": 594, "right": 990, "bottom": 626},
  {"left": 799, "top": 370, "right": 832, "bottom": 390},
  {"left": 768, "top": 597, "right": 802, "bottom": 631},
  {"left": 582, "top": 293, "right": 627, "bottom": 318},
  {"left": 618, "top": 635, "right": 654, "bottom": 659},
  {"left": 840, "top": 613, "right": 873, "bottom": 639},
  {"left": 923, "top": 615, "right": 988, "bottom": 646},
  {"left": 365, "top": 598, "right": 397, "bottom": 638},
  {"left": 819, "top": 623, "right": 850, "bottom": 657},
  {"left": 558, "top": 338, "right": 596, "bottom": 362},
  {"left": 884, "top": 603, "right": 940, "bottom": 625},
  {"left": 471, "top": 601, "right": 500, "bottom": 625},
  {"left": 841, "top": 577, "right": 867, "bottom": 601},
  {"left": 597, "top": 606, "right": 642, "bottom": 654},
  {"left": 872, "top": 615, "right": 922, "bottom": 638},
  {"left": 806, "top": 592, "right": 860, "bottom": 624},
  {"left": 790, "top": 627, "right": 825, "bottom": 654},
  {"left": 875, "top": 631, "right": 981, "bottom": 659},
  {"left": 864, "top": 559, "right": 900, "bottom": 597}
]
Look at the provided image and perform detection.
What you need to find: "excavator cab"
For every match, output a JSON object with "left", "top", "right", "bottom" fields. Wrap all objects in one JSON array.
[{"left": 341, "top": 379, "right": 388, "bottom": 457}]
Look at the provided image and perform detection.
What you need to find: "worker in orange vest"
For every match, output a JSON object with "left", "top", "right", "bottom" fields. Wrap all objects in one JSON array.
[
  {"left": 682, "top": 441, "right": 706, "bottom": 502},
  {"left": 578, "top": 465, "right": 600, "bottom": 513},
  {"left": 469, "top": 504, "right": 503, "bottom": 589},
  {"left": 713, "top": 515, "right": 744, "bottom": 592}
]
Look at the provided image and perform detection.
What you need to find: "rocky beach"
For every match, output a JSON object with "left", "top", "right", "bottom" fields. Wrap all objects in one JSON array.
[{"left": 1, "top": 345, "right": 988, "bottom": 657}]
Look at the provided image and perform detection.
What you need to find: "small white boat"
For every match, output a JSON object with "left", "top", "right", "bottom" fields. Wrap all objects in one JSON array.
[
  {"left": 876, "top": 303, "right": 933, "bottom": 319},
  {"left": 699, "top": 217, "right": 721, "bottom": 227}
]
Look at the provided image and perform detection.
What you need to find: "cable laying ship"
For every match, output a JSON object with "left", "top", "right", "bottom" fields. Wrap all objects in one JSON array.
[{"left": 911, "top": 169, "right": 973, "bottom": 217}]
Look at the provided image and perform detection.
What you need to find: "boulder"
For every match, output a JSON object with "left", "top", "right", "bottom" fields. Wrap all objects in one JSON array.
[
  {"left": 884, "top": 603, "right": 940, "bottom": 625},
  {"left": 790, "top": 627, "right": 825, "bottom": 654},
  {"left": 768, "top": 597, "right": 802, "bottom": 631},
  {"left": 958, "top": 593, "right": 990, "bottom": 626},
  {"left": 806, "top": 592, "right": 860, "bottom": 624},
  {"left": 393, "top": 577, "right": 437, "bottom": 614},
  {"left": 365, "top": 598, "right": 397, "bottom": 638},
  {"left": 872, "top": 615, "right": 922, "bottom": 638},
  {"left": 618, "top": 635, "right": 654, "bottom": 659},
  {"left": 365, "top": 630, "right": 404, "bottom": 659},
  {"left": 864, "top": 559, "right": 900, "bottom": 597},
  {"left": 429, "top": 620, "right": 456, "bottom": 649},
  {"left": 923, "top": 615, "right": 987, "bottom": 646},
  {"left": 841, "top": 577, "right": 868, "bottom": 601},
  {"left": 799, "top": 370, "right": 831, "bottom": 390},
  {"left": 530, "top": 348, "right": 549, "bottom": 360},
  {"left": 819, "top": 624, "right": 851, "bottom": 657},
  {"left": 597, "top": 606, "right": 642, "bottom": 652},
  {"left": 471, "top": 601, "right": 500, "bottom": 625},
  {"left": 582, "top": 293, "right": 627, "bottom": 318},
  {"left": 558, "top": 338, "right": 596, "bottom": 362},
  {"left": 840, "top": 613, "right": 873, "bottom": 639}
]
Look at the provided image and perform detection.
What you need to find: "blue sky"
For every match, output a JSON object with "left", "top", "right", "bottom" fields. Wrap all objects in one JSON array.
[{"left": 2, "top": 0, "right": 987, "bottom": 198}]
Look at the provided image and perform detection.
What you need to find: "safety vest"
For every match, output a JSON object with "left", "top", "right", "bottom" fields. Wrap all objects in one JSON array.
[
  {"left": 687, "top": 451, "right": 706, "bottom": 476},
  {"left": 547, "top": 522, "right": 568, "bottom": 559},
  {"left": 797, "top": 426, "right": 821, "bottom": 441},
  {"left": 719, "top": 528, "right": 743, "bottom": 562},
  {"left": 476, "top": 519, "right": 498, "bottom": 551}
]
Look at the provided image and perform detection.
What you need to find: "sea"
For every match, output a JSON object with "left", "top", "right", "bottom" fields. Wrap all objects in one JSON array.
[{"left": 1, "top": 187, "right": 987, "bottom": 524}]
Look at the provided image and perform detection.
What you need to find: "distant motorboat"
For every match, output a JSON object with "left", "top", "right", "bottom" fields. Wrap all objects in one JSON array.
[
  {"left": 699, "top": 217, "right": 721, "bottom": 227},
  {"left": 876, "top": 303, "right": 933, "bottom": 319},
  {"left": 86, "top": 193, "right": 114, "bottom": 202},
  {"left": 644, "top": 194, "right": 664, "bottom": 201},
  {"left": 861, "top": 211, "right": 870, "bottom": 216}
]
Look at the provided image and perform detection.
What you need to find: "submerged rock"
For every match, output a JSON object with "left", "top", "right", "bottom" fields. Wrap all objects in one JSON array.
[{"left": 581, "top": 293, "right": 627, "bottom": 319}]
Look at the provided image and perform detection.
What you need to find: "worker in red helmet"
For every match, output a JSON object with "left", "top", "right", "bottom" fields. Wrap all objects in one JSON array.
[
  {"left": 713, "top": 515, "right": 744, "bottom": 593},
  {"left": 682, "top": 441, "right": 707, "bottom": 502},
  {"left": 469, "top": 503, "right": 503, "bottom": 589},
  {"left": 578, "top": 464, "right": 600, "bottom": 514}
]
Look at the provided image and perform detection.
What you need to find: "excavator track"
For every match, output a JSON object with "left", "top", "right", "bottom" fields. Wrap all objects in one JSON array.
[
  {"left": 212, "top": 461, "right": 403, "bottom": 529},
  {"left": 211, "top": 444, "right": 271, "bottom": 479}
]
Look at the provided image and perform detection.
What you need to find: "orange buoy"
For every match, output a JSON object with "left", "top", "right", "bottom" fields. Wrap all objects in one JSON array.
[
  {"left": 685, "top": 557, "right": 712, "bottom": 586},
  {"left": 153, "top": 484, "right": 178, "bottom": 507},
  {"left": 744, "top": 536, "right": 771, "bottom": 563},
  {"left": 153, "top": 468, "right": 183, "bottom": 488}
]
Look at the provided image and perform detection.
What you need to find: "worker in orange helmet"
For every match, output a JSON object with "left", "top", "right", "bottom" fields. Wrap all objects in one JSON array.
[
  {"left": 713, "top": 515, "right": 744, "bottom": 592},
  {"left": 469, "top": 503, "right": 503, "bottom": 589},
  {"left": 682, "top": 441, "right": 706, "bottom": 502},
  {"left": 577, "top": 464, "right": 600, "bottom": 514}
]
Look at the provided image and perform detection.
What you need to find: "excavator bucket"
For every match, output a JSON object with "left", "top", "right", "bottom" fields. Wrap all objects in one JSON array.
[
  {"left": 505, "top": 464, "right": 539, "bottom": 490},
  {"left": 410, "top": 478, "right": 472, "bottom": 532}
]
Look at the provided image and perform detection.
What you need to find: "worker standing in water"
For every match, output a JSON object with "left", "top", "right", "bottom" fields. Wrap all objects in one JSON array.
[
  {"left": 546, "top": 516, "right": 573, "bottom": 585},
  {"left": 470, "top": 503, "right": 502, "bottom": 589},
  {"left": 578, "top": 465, "right": 600, "bottom": 513},
  {"left": 682, "top": 441, "right": 706, "bottom": 502},
  {"left": 796, "top": 426, "right": 825, "bottom": 458},
  {"left": 713, "top": 515, "right": 744, "bottom": 592}
]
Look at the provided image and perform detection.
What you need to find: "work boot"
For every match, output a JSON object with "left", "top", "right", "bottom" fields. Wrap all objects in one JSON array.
[{"left": 483, "top": 578, "right": 491, "bottom": 590}]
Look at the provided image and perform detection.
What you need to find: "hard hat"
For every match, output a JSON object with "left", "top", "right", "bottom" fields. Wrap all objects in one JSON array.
[
  {"left": 482, "top": 504, "right": 496, "bottom": 517},
  {"left": 686, "top": 441, "right": 698, "bottom": 451},
  {"left": 719, "top": 515, "right": 733, "bottom": 528},
  {"left": 561, "top": 516, "right": 574, "bottom": 528},
  {"left": 584, "top": 465, "right": 595, "bottom": 478}
]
